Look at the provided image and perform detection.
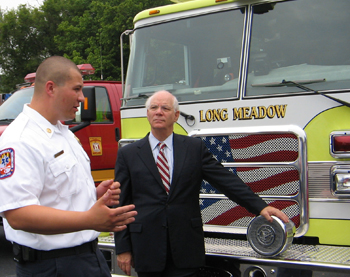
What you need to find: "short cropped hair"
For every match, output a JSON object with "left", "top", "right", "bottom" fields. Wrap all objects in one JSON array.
[{"left": 35, "top": 56, "right": 81, "bottom": 90}]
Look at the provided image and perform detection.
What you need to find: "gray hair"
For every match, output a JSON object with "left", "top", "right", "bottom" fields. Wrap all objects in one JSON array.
[{"left": 145, "top": 91, "right": 179, "bottom": 112}]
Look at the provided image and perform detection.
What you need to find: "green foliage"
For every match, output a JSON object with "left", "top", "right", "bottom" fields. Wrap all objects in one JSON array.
[
  {"left": 0, "top": 6, "right": 45, "bottom": 92},
  {"left": 0, "top": 0, "right": 172, "bottom": 93}
]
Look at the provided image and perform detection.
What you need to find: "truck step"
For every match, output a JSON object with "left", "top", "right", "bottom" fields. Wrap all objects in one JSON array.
[{"left": 205, "top": 237, "right": 350, "bottom": 269}]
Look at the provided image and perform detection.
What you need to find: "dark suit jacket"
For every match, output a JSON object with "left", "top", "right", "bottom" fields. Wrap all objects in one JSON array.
[{"left": 114, "top": 133, "right": 267, "bottom": 272}]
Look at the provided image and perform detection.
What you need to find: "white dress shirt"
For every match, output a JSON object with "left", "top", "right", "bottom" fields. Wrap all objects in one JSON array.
[
  {"left": 149, "top": 132, "right": 174, "bottom": 184},
  {"left": 0, "top": 104, "right": 99, "bottom": 250}
]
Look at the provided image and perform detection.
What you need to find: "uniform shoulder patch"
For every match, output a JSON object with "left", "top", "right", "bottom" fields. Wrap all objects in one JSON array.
[{"left": 0, "top": 148, "right": 15, "bottom": 179}]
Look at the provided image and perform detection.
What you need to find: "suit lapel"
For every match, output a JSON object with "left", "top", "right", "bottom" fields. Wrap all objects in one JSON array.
[
  {"left": 137, "top": 135, "right": 164, "bottom": 189},
  {"left": 170, "top": 134, "right": 188, "bottom": 194}
]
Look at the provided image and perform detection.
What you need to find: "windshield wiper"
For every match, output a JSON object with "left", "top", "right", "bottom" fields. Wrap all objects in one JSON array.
[
  {"left": 121, "top": 94, "right": 195, "bottom": 126},
  {"left": 121, "top": 93, "right": 150, "bottom": 100},
  {"left": 121, "top": 91, "right": 195, "bottom": 125},
  {"left": 282, "top": 80, "right": 350, "bottom": 108},
  {"left": 0, "top": 118, "right": 14, "bottom": 122},
  {"left": 251, "top": 78, "right": 326, "bottom": 87}
]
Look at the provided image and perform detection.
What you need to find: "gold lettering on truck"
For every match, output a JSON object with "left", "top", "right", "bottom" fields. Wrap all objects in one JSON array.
[
  {"left": 233, "top": 105, "right": 287, "bottom": 120},
  {"left": 199, "top": 105, "right": 286, "bottom": 122},
  {"left": 199, "top": 109, "right": 228, "bottom": 122},
  {"left": 275, "top": 104, "right": 287, "bottom": 118}
]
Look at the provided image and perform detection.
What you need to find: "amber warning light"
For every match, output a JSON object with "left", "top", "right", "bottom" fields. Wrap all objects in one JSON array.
[
  {"left": 84, "top": 97, "right": 89, "bottom": 110},
  {"left": 149, "top": 9, "right": 160, "bottom": 15}
]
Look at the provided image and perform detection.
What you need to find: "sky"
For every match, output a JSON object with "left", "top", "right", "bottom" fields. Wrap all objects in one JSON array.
[{"left": 0, "top": 0, "right": 43, "bottom": 11}]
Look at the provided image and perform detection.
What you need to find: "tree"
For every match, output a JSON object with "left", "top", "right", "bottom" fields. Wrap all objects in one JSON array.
[
  {"left": 54, "top": 0, "right": 172, "bottom": 81},
  {"left": 0, "top": 0, "right": 172, "bottom": 92},
  {"left": 0, "top": 6, "right": 45, "bottom": 92}
]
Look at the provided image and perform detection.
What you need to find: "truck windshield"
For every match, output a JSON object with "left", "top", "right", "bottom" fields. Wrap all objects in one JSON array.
[
  {"left": 124, "top": 0, "right": 350, "bottom": 106},
  {"left": 246, "top": 0, "right": 350, "bottom": 96},
  {"left": 0, "top": 87, "right": 34, "bottom": 123},
  {"left": 124, "top": 7, "right": 245, "bottom": 106}
]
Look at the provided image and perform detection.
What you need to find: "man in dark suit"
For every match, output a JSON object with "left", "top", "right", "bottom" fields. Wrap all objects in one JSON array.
[{"left": 114, "top": 90, "right": 289, "bottom": 277}]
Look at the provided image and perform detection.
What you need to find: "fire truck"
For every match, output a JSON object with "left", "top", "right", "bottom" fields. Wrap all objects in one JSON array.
[
  {"left": 112, "top": 0, "right": 350, "bottom": 275},
  {"left": 0, "top": 64, "right": 122, "bottom": 185}
]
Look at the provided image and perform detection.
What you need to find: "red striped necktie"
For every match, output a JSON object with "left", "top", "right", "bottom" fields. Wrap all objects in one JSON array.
[{"left": 156, "top": 142, "right": 170, "bottom": 193}]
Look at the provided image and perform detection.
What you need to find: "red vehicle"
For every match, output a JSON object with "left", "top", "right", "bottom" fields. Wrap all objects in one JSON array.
[{"left": 0, "top": 65, "right": 122, "bottom": 185}]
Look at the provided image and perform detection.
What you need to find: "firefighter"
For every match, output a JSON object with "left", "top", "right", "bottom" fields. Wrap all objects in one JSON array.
[{"left": 0, "top": 56, "right": 137, "bottom": 277}]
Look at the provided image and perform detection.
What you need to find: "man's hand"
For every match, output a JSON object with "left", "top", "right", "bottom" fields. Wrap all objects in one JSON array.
[
  {"left": 117, "top": 252, "right": 134, "bottom": 276},
  {"left": 4, "top": 191, "right": 136, "bottom": 235},
  {"left": 88, "top": 189, "right": 137, "bottom": 232},
  {"left": 260, "top": 206, "right": 289, "bottom": 223},
  {"left": 96, "top": 179, "right": 121, "bottom": 206}
]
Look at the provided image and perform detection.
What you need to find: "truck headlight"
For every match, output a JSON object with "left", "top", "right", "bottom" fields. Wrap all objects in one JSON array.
[{"left": 331, "top": 166, "right": 350, "bottom": 196}]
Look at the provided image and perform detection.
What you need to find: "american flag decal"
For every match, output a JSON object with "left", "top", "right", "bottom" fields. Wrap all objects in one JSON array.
[
  {"left": 195, "top": 131, "right": 305, "bottom": 233},
  {"left": 200, "top": 198, "right": 300, "bottom": 228},
  {"left": 201, "top": 133, "right": 298, "bottom": 163}
]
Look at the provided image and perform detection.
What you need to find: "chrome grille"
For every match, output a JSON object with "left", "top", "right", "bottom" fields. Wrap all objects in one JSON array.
[{"left": 190, "top": 125, "right": 308, "bottom": 237}]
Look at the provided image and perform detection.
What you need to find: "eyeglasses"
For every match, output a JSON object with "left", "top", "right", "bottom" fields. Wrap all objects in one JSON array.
[{"left": 148, "top": 105, "right": 173, "bottom": 112}]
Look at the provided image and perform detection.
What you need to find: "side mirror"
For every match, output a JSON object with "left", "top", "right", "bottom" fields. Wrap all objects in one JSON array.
[
  {"left": 80, "top": 86, "right": 96, "bottom": 122},
  {"left": 69, "top": 86, "right": 96, "bottom": 133}
]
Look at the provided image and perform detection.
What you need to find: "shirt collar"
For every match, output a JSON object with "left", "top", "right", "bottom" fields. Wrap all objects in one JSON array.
[
  {"left": 149, "top": 132, "right": 174, "bottom": 152},
  {"left": 22, "top": 104, "right": 67, "bottom": 138}
]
